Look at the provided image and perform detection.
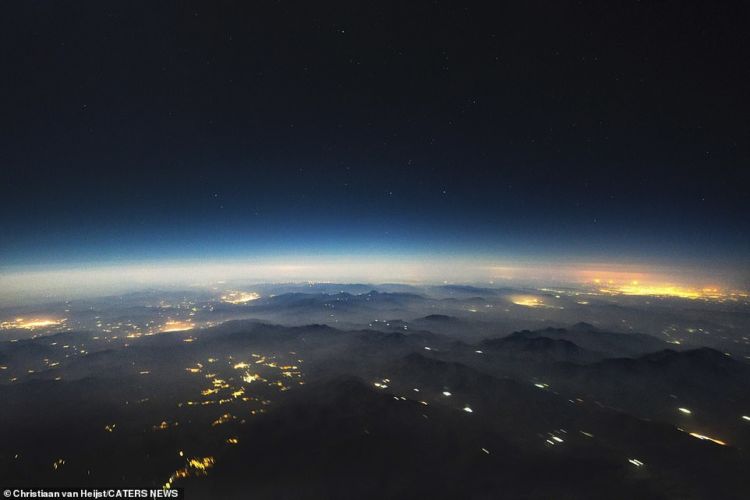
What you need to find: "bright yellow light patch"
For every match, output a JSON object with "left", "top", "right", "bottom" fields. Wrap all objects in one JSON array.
[
  {"left": 221, "top": 291, "right": 260, "bottom": 304},
  {"left": 242, "top": 372, "right": 262, "bottom": 383},
  {"left": 510, "top": 295, "right": 544, "bottom": 307},
  {"left": 0, "top": 318, "right": 66, "bottom": 330},
  {"left": 603, "top": 284, "right": 704, "bottom": 299},
  {"left": 161, "top": 320, "right": 194, "bottom": 332}
]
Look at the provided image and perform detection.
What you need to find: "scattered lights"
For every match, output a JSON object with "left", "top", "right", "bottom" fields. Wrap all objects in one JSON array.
[
  {"left": 212, "top": 378, "right": 229, "bottom": 389},
  {"left": 242, "top": 372, "right": 263, "bottom": 384},
  {"left": 188, "top": 457, "right": 215, "bottom": 472},
  {"left": 688, "top": 432, "right": 726, "bottom": 446},
  {"left": 628, "top": 458, "right": 644, "bottom": 467},
  {"left": 678, "top": 407, "right": 692, "bottom": 415},
  {"left": 104, "top": 424, "right": 116, "bottom": 432},
  {"left": 164, "top": 456, "right": 215, "bottom": 489},
  {"left": 233, "top": 362, "right": 250, "bottom": 369},
  {"left": 373, "top": 378, "right": 390, "bottom": 389},
  {"left": 226, "top": 437, "right": 239, "bottom": 444},
  {"left": 220, "top": 291, "right": 260, "bottom": 304},
  {"left": 211, "top": 413, "right": 234, "bottom": 426},
  {"left": 153, "top": 421, "right": 178, "bottom": 431},
  {"left": 52, "top": 459, "right": 65, "bottom": 470},
  {"left": 545, "top": 430, "right": 566, "bottom": 446}
]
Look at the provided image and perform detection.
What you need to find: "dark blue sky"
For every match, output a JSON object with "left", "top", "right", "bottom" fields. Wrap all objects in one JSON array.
[{"left": 1, "top": 1, "right": 748, "bottom": 275}]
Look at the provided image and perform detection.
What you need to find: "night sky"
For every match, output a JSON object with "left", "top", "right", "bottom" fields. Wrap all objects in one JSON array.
[{"left": 2, "top": 2, "right": 748, "bottom": 276}]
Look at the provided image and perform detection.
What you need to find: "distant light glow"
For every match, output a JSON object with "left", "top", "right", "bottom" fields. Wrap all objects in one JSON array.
[
  {"left": 598, "top": 283, "right": 716, "bottom": 300},
  {"left": 0, "top": 317, "right": 66, "bottom": 330},
  {"left": 220, "top": 291, "right": 260, "bottom": 304},
  {"left": 510, "top": 295, "right": 544, "bottom": 307},
  {"left": 574, "top": 266, "right": 743, "bottom": 301},
  {"left": 161, "top": 320, "right": 194, "bottom": 333},
  {"left": 0, "top": 258, "right": 744, "bottom": 306}
]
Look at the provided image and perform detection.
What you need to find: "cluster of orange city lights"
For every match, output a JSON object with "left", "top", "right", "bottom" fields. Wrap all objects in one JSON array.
[
  {"left": 161, "top": 320, "right": 195, "bottom": 333},
  {"left": 0, "top": 317, "right": 66, "bottom": 330},
  {"left": 582, "top": 275, "right": 726, "bottom": 300}
]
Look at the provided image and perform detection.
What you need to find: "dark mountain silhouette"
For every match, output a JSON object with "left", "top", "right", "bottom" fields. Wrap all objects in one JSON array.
[
  {"left": 480, "top": 331, "right": 603, "bottom": 363},
  {"left": 511, "top": 325, "right": 671, "bottom": 358}
]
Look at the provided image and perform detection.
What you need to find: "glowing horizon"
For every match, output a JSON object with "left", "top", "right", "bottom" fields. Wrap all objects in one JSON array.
[{"left": 0, "top": 254, "right": 745, "bottom": 306}]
